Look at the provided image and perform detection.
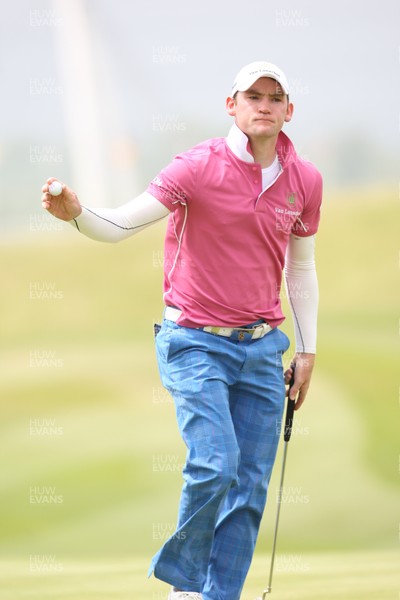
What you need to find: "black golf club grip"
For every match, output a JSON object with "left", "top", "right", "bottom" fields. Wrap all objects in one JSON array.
[{"left": 284, "top": 368, "right": 296, "bottom": 442}]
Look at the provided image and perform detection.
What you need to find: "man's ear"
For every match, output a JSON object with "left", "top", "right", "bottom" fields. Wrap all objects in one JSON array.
[
  {"left": 284, "top": 101, "right": 294, "bottom": 123},
  {"left": 226, "top": 96, "right": 236, "bottom": 117}
]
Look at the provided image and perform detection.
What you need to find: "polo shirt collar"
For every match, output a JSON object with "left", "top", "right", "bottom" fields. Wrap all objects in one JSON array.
[
  {"left": 226, "top": 123, "right": 255, "bottom": 162},
  {"left": 226, "top": 123, "right": 297, "bottom": 167}
]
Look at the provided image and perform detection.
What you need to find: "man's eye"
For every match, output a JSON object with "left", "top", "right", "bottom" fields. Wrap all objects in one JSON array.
[
  {"left": 272, "top": 96, "right": 283, "bottom": 102},
  {"left": 248, "top": 95, "right": 259, "bottom": 100}
]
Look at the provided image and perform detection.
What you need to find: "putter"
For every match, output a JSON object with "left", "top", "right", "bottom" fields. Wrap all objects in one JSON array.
[{"left": 257, "top": 368, "right": 296, "bottom": 599}]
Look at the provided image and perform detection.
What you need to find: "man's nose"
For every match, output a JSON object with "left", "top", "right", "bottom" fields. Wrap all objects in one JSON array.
[{"left": 258, "top": 99, "right": 271, "bottom": 113}]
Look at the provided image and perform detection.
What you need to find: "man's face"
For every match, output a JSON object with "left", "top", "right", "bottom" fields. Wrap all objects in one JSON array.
[{"left": 226, "top": 77, "right": 294, "bottom": 140}]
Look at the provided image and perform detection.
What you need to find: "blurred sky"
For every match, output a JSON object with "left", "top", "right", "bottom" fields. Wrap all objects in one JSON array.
[{"left": 0, "top": 0, "right": 399, "bottom": 227}]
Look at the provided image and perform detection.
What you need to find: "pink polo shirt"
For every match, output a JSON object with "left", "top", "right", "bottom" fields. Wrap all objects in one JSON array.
[{"left": 147, "top": 124, "right": 322, "bottom": 328}]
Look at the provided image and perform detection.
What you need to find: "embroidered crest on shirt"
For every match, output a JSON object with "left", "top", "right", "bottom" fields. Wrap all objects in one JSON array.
[{"left": 287, "top": 192, "right": 296, "bottom": 205}]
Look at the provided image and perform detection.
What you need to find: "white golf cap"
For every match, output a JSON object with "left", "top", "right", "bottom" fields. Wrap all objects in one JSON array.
[{"left": 231, "top": 61, "right": 290, "bottom": 96}]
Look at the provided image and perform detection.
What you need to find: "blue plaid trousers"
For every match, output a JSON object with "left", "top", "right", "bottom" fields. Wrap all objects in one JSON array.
[{"left": 149, "top": 319, "right": 290, "bottom": 600}]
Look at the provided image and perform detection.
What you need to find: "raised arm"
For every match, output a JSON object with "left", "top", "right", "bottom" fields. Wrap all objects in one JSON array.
[{"left": 41, "top": 178, "right": 170, "bottom": 243}]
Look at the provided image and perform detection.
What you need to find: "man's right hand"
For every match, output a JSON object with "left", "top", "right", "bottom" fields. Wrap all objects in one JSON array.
[{"left": 41, "top": 177, "right": 82, "bottom": 221}]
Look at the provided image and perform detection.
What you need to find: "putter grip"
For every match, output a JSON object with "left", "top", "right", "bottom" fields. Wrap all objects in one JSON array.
[{"left": 284, "top": 370, "right": 296, "bottom": 442}]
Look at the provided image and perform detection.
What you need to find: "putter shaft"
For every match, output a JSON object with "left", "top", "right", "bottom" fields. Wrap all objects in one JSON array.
[
  {"left": 262, "top": 442, "right": 289, "bottom": 597},
  {"left": 258, "top": 370, "right": 296, "bottom": 599}
]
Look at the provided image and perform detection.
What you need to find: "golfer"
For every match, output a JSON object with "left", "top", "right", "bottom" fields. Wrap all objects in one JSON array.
[{"left": 41, "top": 61, "right": 322, "bottom": 600}]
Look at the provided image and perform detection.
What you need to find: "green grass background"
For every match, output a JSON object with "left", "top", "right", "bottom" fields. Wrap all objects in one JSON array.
[{"left": 1, "top": 185, "right": 398, "bottom": 598}]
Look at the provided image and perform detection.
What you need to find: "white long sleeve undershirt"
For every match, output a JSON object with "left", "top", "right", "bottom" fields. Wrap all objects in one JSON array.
[
  {"left": 71, "top": 191, "right": 170, "bottom": 242},
  {"left": 71, "top": 193, "right": 318, "bottom": 352},
  {"left": 284, "top": 234, "right": 318, "bottom": 354}
]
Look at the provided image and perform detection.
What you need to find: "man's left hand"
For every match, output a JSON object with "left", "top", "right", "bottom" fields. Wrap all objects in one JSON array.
[{"left": 284, "top": 353, "right": 315, "bottom": 410}]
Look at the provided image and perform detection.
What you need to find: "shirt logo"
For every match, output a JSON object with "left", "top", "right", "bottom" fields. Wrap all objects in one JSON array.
[{"left": 287, "top": 192, "right": 296, "bottom": 205}]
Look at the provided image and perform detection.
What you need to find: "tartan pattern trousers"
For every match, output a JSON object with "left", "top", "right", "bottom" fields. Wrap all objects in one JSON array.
[{"left": 149, "top": 319, "right": 290, "bottom": 600}]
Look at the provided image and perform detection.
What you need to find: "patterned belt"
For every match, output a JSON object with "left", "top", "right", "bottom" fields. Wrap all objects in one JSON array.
[{"left": 164, "top": 306, "right": 272, "bottom": 341}]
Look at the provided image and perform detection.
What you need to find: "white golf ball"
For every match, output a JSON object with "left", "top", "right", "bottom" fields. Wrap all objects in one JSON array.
[{"left": 49, "top": 181, "right": 63, "bottom": 196}]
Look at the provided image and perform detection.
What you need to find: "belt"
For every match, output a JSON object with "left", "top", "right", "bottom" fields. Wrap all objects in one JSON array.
[{"left": 164, "top": 306, "right": 272, "bottom": 341}]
